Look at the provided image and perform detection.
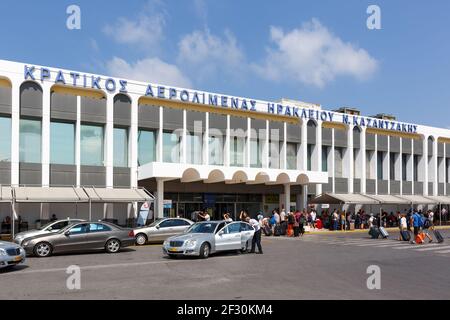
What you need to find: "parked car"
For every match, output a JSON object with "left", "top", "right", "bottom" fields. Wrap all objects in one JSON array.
[
  {"left": 0, "top": 240, "right": 26, "bottom": 269},
  {"left": 14, "top": 219, "right": 85, "bottom": 246},
  {"left": 133, "top": 218, "right": 194, "bottom": 245},
  {"left": 20, "top": 221, "right": 135, "bottom": 257},
  {"left": 162, "top": 221, "right": 255, "bottom": 259}
]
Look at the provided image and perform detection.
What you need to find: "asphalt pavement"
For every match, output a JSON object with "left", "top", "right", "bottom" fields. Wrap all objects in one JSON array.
[{"left": 1, "top": 229, "right": 449, "bottom": 300}]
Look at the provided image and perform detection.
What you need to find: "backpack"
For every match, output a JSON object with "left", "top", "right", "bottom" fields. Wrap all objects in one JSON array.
[{"left": 423, "top": 217, "right": 430, "bottom": 229}]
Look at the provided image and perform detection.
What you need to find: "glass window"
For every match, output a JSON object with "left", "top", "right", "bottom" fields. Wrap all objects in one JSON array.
[
  {"left": 307, "top": 144, "right": 313, "bottom": 171},
  {"left": 402, "top": 154, "right": 408, "bottom": 181},
  {"left": 366, "top": 150, "right": 373, "bottom": 179},
  {"left": 89, "top": 223, "right": 111, "bottom": 232},
  {"left": 172, "top": 219, "right": 190, "bottom": 227},
  {"left": 286, "top": 142, "right": 297, "bottom": 170},
  {"left": 50, "top": 122, "right": 74, "bottom": 165},
  {"left": 163, "top": 131, "right": 181, "bottom": 163},
  {"left": 209, "top": 134, "right": 223, "bottom": 165},
  {"left": 19, "top": 118, "right": 41, "bottom": 163},
  {"left": 46, "top": 221, "right": 67, "bottom": 231},
  {"left": 414, "top": 155, "right": 419, "bottom": 182},
  {"left": 69, "top": 223, "right": 89, "bottom": 235},
  {"left": 80, "top": 124, "right": 104, "bottom": 166},
  {"left": 390, "top": 153, "right": 396, "bottom": 181},
  {"left": 230, "top": 136, "right": 245, "bottom": 167},
  {"left": 114, "top": 127, "right": 128, "bottom": 167},
  {"left": 322, "top": 146, "right": 329, "bottom": 172},
  {"left": 227, "top": 223, "right": 241, "bottom": 233},
  {"left": 377, "top": 151, "right": 384, "bottom": 180},
  {"left": 250, "top": 138, "right": 262, "bottom": 168},
  {"left": 138, "top": 129, "right": 156, "bottom": 165},
  {"left": 186, "top": 133, "right": 202, "bottom": 164},
  {"left": 0, "top": 116, "right": 11, "bottom": 162},
  {"left": 159, "top": 219, "right": 175, "bottom": 228}
]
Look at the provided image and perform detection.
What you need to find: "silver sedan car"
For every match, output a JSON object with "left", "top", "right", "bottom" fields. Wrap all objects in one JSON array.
[
  {"left": 0, "top": 240, "right": 26, "bottom": 269},
  {"left": 14, "top": 219, "right": 85, "bottom": 245},
  {"left": 162, "top": 221, "right": 255, "bottom": 259},
  {"left": 133, "top": 218, "right": 194, "bottom": 245}
]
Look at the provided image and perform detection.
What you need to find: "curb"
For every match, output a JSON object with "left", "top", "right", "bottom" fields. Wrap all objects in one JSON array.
[{"left": 301, "top": 225, "right": 450, "bottom": 236}]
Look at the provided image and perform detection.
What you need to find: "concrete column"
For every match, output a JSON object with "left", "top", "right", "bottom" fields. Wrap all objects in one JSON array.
[
  {"left": 130, "top": 96, "right": 138, "bottom": 188},
  {"left": 300, "top": 121, "right": 307, "bottom": 171},
  {"left": 444, "top": 143, "right": 447, "bottom": 195},
  {"left": 316, "top": 122, "right": 322, "bottom": 196},
  {"left": 374, "top": 134, "right": 378, "bottom": 195},
  {"left": 347, "top": 126, "right": 354, "bottom": 194},
  {"left": 360, "top": 128, "right": 367, "bottom": 194},
  {"left": 411, "top": 138, "right": 415, "bottom": 193},
  {"left": 10, "top": 80, "right": 20, "bottom": 186},
  {"left": 75, "top": 96, "right": 81, "bottom": 187},
  {"left": 225, "top": 115, "right": 230, "bottom": 167},
  {"left": 157, "top": 106, "right": 163, "bottom": 162},
  {"left": 284, "top": 184, "right": 291, "bottom": 212},
  {"left": 105, "top": 94, "right": 114, "bottom": 188},
  {"left": 433, "top": 138, "right": 438, "bottom": 196},
  {"left": 156, "top": 178, "right": 165, "bottom": 218},
  {"left": 387, "top": 135, "right": 390, "bottom": 194},
  {"left": 204, "top": 112, "right": 209, "bottom": 165},
  {"left": 331, "top": 128, "right": 335, "bottom": 193},
  {"left": 264, "top": 120, "right": 269, "bottom": 169},
  {"left": 182, "top": 109, "right": 187, "bottom": 164},
  {"left": 246, "top": 117, "right": 251, "bottom": 167},
  {"left": 281, "top": 122, "right": 287, "bottom": 170},
  {"left": 41, "top": 84, "right": 51, "bottom": 187},
  {"left": 423, "top": 136, "right": 428, "bottom": 195}
]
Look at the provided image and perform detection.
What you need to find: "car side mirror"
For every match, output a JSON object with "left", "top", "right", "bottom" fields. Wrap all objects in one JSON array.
[
  {"left": 155, "top": 225, "right": 160, "bottom": 229},
  {"left": 64, "top": 231, "right": 71, "bottom": 236},
  {"left": 218, "top": 231, "right": 224, "bottom": 236}
]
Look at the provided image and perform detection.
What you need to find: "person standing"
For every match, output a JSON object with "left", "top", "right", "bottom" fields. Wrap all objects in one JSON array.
[
  {"left": 223, "top": 213, "right": 233, "bottom": 222},
  {"left": 294, "top": 210, "right": 301, "bottom": 237},
  {"left": 398, "top": 214, "right": 407, "bottom": 241},
  {"left": 247, "top": 217, "right": 263, "bottom": 254},
  {"left": 310, "top": 209, "right": 317, "bottom": 229}
]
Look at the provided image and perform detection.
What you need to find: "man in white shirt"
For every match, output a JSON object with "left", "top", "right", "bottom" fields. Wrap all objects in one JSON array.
[
  {"left": 247, "top": 217, "right": 263, "bottom": 254},
  {"left": 311, "top": 210, "right": 317, "bottom": 229},
  {"left": 274, "top": 210, "right": 280, "bottom": 225},
  {"left": 280, "top": 210, "right": 286, "bottom": 222}
]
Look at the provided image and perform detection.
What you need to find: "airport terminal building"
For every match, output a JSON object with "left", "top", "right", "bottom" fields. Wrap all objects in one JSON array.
[{"left": 1, "top": 59, "right": 450, "bottom": 228}]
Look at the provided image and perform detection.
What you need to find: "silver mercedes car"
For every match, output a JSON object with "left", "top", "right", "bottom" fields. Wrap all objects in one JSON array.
[
  {"left": 14, "top": 219, "right": 85, "bottom": 245},
  {"left": 0, "top": 240, "right": 26, "bottom": 269},
  {"left": 162, "top": 221, "right": 255, "bottom": 259},
  {"left": 133, "top": 218, "right": 194, "bottom": 245}
]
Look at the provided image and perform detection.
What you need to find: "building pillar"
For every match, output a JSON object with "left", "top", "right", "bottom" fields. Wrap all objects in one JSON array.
[
  {"left": 156, "top": 178, "right": 165, "bottom": 219},
  {"left": 130, "top": 96, "right": 138, "bottom": 188},
  {"left": 423, "top": 136, "right": 429, "bottom": 195},
  {"left": 182, "top": 109, "right": 187, "bottom": 164},
  {"left": 225, "top": 115, "right": 230, "bottom": 167},
  {"left": 331, "top": 128, "right": 335, "bottom": 193},
  {"left": 75, "top": 96, "right": 81, "bottom": 187},
  {"left": 203, "top": 112, "right": 209, "bottom": 165},
  {"left": 316, "top": 121, "right": 322, "bottom": 195},
  {"left": 387, "top": 135, "right": 391, "bottom": 194},
  {"left": 283, "top": 184, "right": 291, "bottom": 212},
  {"left": 433, "top": 137, "right": 438, "bottom": 196},
  {"left": 374, "top": 134, "right": 378, "bottom": 195},
  {"left": 411, "top": 138, "right": 415, "bottom": 193},
  {"left": 281, "top": 122, "right": 287, "bottom": 170},
  {"left": 347, "top": 125, "right": 354, "bottom": 194},
  {"left": 360, "top": 128, "right": 367, "bottom": 194},
  {"left": 399, "top": 137, "right": 403, "bottom": 195},
  {"left": 41, "top": 84, "right": 51, "bottom": 187},
  {"left": 105, "top": 94, "right": 114, "bottom": 188},
  {"left": 157, "top": 106, "right": 163, "bottom": 162},
  {"left": 300, "top": 120, "right": 307, "bottom": 171},
  {"left": 10, "top": 80, "right": 20, "bottom": 186}
]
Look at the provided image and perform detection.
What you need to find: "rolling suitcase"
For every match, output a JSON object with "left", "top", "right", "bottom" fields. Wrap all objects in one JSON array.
[
  {"left": 400, "top": 230, "right": 410, "bottom": 241},
  {"left": 369, "top": 227, "right": 380, "bottom": 239},
  {"left": 263, "top": 225, "right": 272, "bottom": 236},
  {"left": 379, "top": 227, "right": 389, "bottom": 238},
  {"left": 274, "top": 225, "right": 282, "bottom": 236},
  {"left": 433, "top": 229, "right": 444, "bottom": 243},
  {"left": 415, "top": 233, "right": 425, "bottom": 244},
  {"left": 280, "top": 222, "right": 287, "bottom": 236}
]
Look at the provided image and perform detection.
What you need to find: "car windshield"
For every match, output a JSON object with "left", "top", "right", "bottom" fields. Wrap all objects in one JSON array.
[
  {"left": 37, "top": 221, "right": 56, "bottom": 230},
  {"left": 146, "top": 219, "right": 163, "bottom": 227},
  {"left": 186, "top": 222, "right": 218, "bottom": 234}
]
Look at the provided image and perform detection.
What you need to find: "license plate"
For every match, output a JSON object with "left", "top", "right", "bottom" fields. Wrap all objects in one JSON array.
[
  {"left": 14, "top": 256, "right": 22, "bottom": 262},
  {"left": 168, "top": 248, "right": 179, "bottom": 253}
]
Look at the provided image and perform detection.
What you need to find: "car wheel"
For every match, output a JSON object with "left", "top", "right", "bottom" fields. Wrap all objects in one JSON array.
[
  {"left": 199, "top": 242, "right": 210, "bottom": 259},
  {"left": 105, "top": 239, "right": 121, "bottom": 253},
  {"left": 34, "top": 242, "right": 53, "bottom": 258},
  {"left": 135, "top": 233, "right": 147, "bottom": 246}
]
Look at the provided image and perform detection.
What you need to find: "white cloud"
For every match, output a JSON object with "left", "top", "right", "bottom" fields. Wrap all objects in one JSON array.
[
  {"left": 177, "top": 29, "right": 245, "bottom": 81},
  {"left": 253, "top": 19, "right": 378, "bottom": 88},
  {"left": 103, "top": 9, "right": 165, "bottom": 49},
  {"left": 106, "top": 57, "right": 192, "bottom": 88}
]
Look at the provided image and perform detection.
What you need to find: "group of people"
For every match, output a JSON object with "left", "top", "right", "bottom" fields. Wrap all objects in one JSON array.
[{"left": 398, "top": 209, "right": 436, "bottom": 243}]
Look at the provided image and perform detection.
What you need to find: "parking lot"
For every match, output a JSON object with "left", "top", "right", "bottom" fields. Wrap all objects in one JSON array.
[{"left": 1, "top": 229, "right": 450, "bottom": 300}]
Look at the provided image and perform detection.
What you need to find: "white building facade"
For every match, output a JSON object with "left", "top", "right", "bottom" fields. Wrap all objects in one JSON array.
[{"left": 1, "top": 59, "right": 450, "bottom": 225}]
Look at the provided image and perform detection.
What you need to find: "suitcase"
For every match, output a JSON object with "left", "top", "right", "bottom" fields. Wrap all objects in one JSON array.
[
  {"left": 400, "top": 230, "right": 410, "bottom": 241},
  {"left": 415, "top": 233, "right": 425, "bottom": 244},
  {"left": 349, "top": 222, "right": 355, "bottom": 230},
  {"left": 433, "top": 229, "right": 444, "bottom": 243},
  {"left": 379, "top": 227, "right": 389, "bottom": 238},
  {"left": 263, "top": 225, "right": 272, "bottom": 236},
  {"left": 280, "top": 222, "right": 287, "bottom": 236},
  {"left": 294, "top": 226, "right": 300, "bottom": 237},
  {"left": 369, "top": 227, "right": 380, "bottom": 239},
  {"left": 274, "top": 225, "right": 282, "bottom": 236}
]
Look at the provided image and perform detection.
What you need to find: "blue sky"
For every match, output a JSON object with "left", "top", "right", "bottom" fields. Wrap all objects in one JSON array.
[{"left": 1, "top": 0, "right": 449, "bottom": 128}]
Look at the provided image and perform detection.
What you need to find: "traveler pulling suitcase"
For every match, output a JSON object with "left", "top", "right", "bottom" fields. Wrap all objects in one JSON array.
[
  {"left": 400, "top": 230, "right": 411, "bottom": 241},
  {"left": 433, "top": 229, "right": 444, "bottom": 243},
  {"left": 379, "top": 227, "right": 389, "bottom": 238}
]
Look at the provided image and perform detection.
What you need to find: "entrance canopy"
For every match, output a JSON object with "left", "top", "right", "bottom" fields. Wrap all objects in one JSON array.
[
  {"left": 14, "top": 187, "right": 89, "bottom": 203},
  {"left": 310, "top": 193, "right": 379, "bottom": 205},
  {"left": 424, "top": 196, "right": 450, "bottom": 204},
  {"left": 365, "top": 194, "right": 410, "bottom": 205},
  {"left": 398, "top": 194, "right": 436, "bottom": 205},
  {"left": 84, "top": 187, "right": 153, "bottom": 203}
]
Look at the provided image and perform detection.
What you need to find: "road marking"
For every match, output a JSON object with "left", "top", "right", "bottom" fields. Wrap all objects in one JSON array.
[
  {"left": 435, "top": 249, "right": 450, "bottom": 254},
  {"left": 393, "top": 244, "right": 425, "bottom": 250},
  {"left": 413, "top": 245, "right": 450, "bottom": 252}
]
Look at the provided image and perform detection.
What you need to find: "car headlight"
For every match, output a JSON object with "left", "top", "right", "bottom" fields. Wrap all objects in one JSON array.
[
  {"left": 0, "top": 248, "right": 6, "bottom": 256},
  {"left": 185, "top": 240, "right": 197, "bottom": 248},
  {"left": 163, "top": 240, "right": 169, "bottom": 246},
  {"left": 22, "top": 241, "right": 29, "bottom": 247}
]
